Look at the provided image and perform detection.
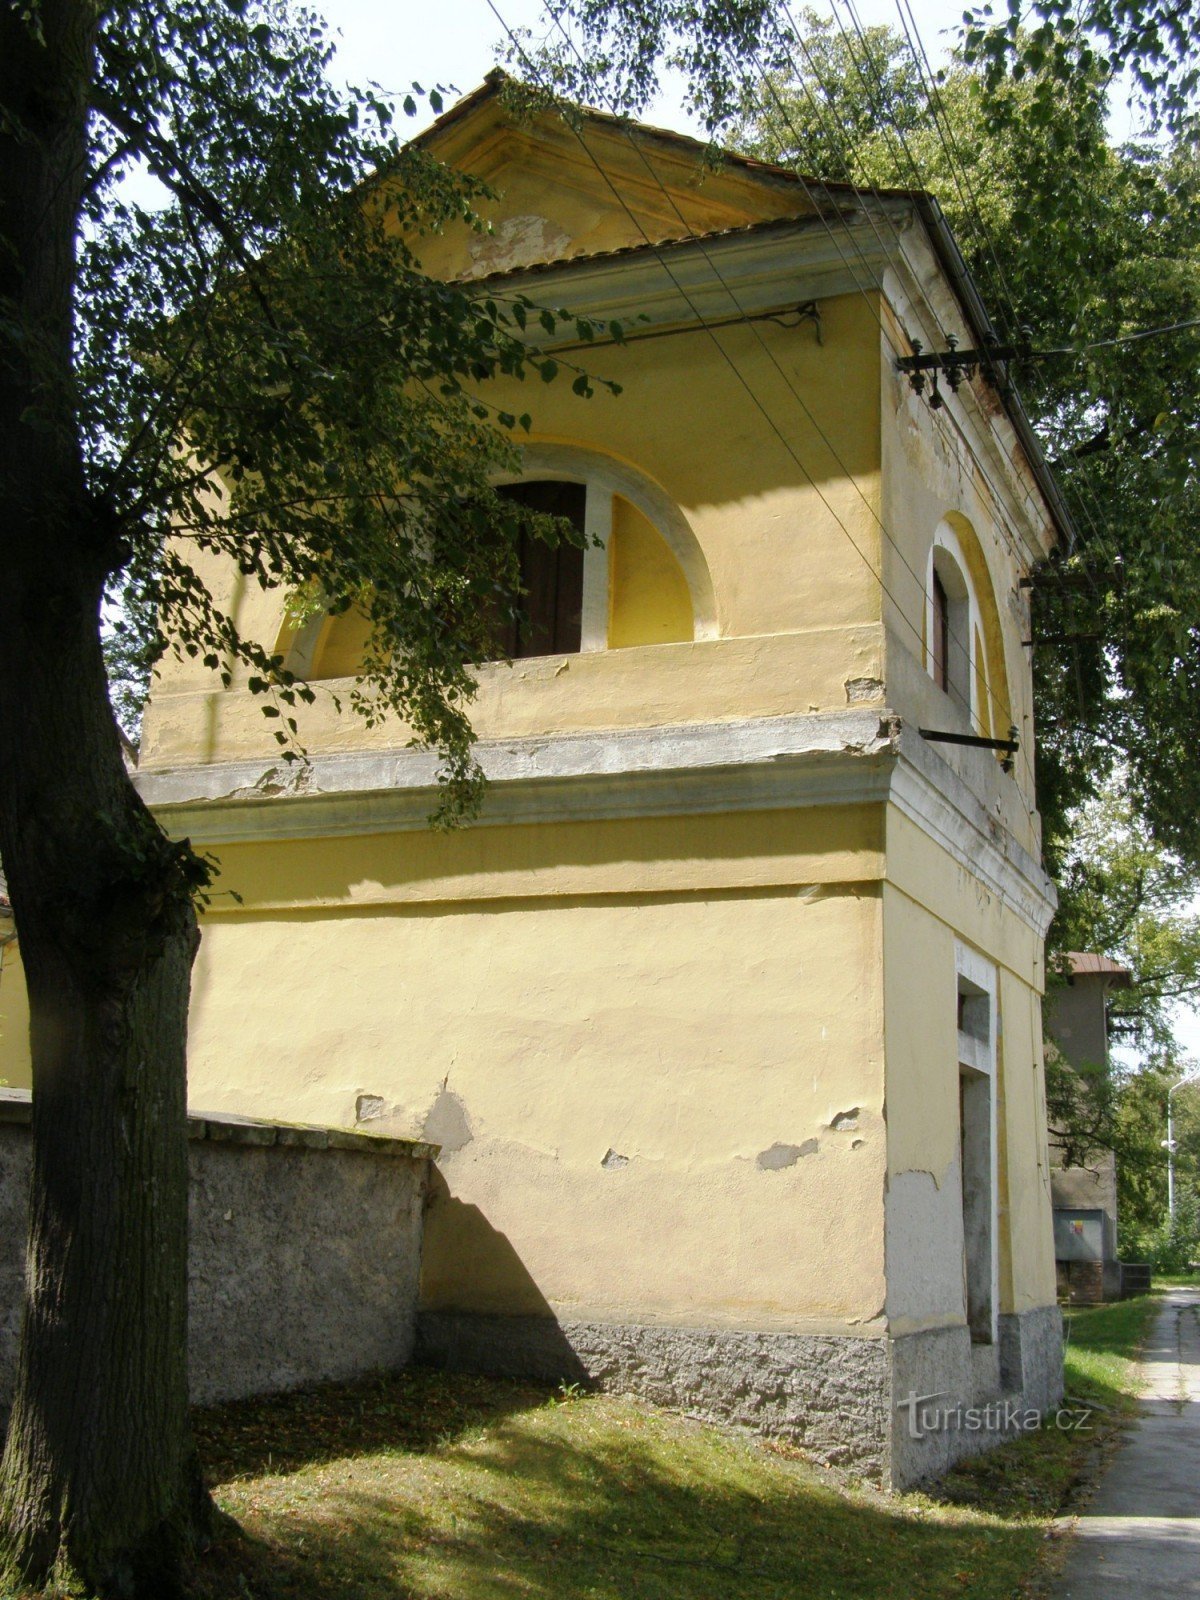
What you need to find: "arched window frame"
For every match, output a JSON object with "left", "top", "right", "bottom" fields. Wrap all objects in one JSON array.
[
  {"left": 281, "top": 444, "right": 717, "bottom": 678},
  {"left": 925, "top": 522, "right": 981, "bottom": 728},
  {"left": 492, "top": 443, "right": 718, "bottom": 651}
]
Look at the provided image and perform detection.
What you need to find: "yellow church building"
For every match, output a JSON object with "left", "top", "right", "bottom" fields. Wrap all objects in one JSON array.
[{"left": 1, "top": 76, "right": 1068, "bottom": 1486}]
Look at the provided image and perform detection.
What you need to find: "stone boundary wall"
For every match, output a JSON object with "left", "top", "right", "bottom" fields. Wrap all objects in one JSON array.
[{"left": 0, "top": 1090, "right": 437, "bottom": 1409}]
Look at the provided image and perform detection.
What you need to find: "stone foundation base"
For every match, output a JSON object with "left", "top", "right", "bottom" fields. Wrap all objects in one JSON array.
[
  {"left": 890, "top": 1305, "right": 1064, "bottom": 1484},
  {"left": 417, "top": 1305, "right": 1063, "bottom": 1490}
]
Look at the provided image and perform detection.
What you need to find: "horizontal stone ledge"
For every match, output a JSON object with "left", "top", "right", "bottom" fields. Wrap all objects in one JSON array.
[
  {"left": 0, "top": 1089, "right": 32, "bottom": 1125},
  {"left": 0, "top": 1092, "right": 438, "bottom": 1160},
  {"left": 189, "top": 1110, "right": 439, "bottom": 1158}
]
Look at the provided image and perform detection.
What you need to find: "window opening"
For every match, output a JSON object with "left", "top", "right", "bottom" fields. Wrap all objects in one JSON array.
[
  {"left": 490, "top": 480, "right": 586, "bottom": 659},
  {"left": 932, "top": 568, "right": 949, "bottom": 692}
]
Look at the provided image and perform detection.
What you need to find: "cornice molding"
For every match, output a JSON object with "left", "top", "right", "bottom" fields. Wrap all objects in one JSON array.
[
  {"left": 136, "top": 711, "right": 1055, "bottom": 933},
  {"left": 491, "top": 210, "right": 902, "bottom": 334}
]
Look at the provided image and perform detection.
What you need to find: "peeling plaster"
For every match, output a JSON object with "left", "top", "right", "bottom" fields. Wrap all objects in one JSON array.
[
  {"left": 355, "top": 1094, "right": 386, "bottom": 1123},
  {"left": 466, "top": 214, "right": 573, "bottom": 277},
  {"left": 756, "top": 1139, "right": 819, "bottom": 1170},
  {"left": 601, "top": 1148, "right": 629, "bottom": 1170},
  {"left": 830, "top": 1108, "right": 860, "bottom": 1132},
  {"left": 844, "top": 675, "right": 884, "bottom": 704},
  {"left": 893, "top": 1164, "right": 943, "bottom": 1191}
]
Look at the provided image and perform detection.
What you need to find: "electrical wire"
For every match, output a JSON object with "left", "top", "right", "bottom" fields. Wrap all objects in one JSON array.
[
  {"left": 866, "top": 0, "right": 1117, "bottom": 575},
  {"left": 775, "top": 0, "right": 1068, "bottom": 600},
  {"left": 489, "top": 0, "right": 1039, "bottom": 803},
  {"left": 827, "top": 0, "right": 1113, "bottom": 578}
]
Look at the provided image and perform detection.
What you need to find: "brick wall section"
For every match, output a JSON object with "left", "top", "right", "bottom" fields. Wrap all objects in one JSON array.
[
  {"left": 1056, "top": 1259, "right": 1106, "bottom": 1306},
  {"left": 0, "top": 1090, "right": 437, "bottom": 1409}
]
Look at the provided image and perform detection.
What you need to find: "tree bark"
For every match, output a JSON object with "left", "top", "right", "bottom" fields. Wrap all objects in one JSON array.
[{"left": 0, "top": 4, "right": 212, "bottom": 1592}]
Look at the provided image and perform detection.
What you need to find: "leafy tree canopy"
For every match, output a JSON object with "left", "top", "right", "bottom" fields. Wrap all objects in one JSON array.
[
  {"left": 1053, "top": 778, "right": 1200, "bottom": 1059},
  {"left": 1, "top": 1, "right": 615, "bottom": 1589},
  {"left": 962, "top": 0, "right": 1200, "bottom": 136},
  {"left": 83, "top": 0, "right": 615, "bottom": 819},
  {"left": 726, "top": 11, "right": 1200, "bottom": 880}
]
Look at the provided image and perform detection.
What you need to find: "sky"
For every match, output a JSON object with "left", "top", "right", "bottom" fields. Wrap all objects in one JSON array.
[{"left": 320, "top": 0, "right": 968, "bottom": 136}]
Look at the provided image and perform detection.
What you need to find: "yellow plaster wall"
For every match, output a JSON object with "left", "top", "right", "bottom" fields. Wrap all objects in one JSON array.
[
  {"left": 140, "top": 292, "right": 884, "bottom": 768},
  {"left": 409, "top": 100, "right": 814, "bottom": 284},
  {"left": 310, "top": 606, "right": 375, "bottom": 681},
  {"left": 140, "top": 628, "right": 885, "bottom": 769},
  {"left": 878, "top": 304, "right": 1044, "bottom": 858},
  {"left": 996, "top": 967, "right": 1058, "bottom": 1312},
  {"left": 882, "top": 805, "right": 1057, "bottom": 1317},
  {"left": 184, "top": 805, "right": 888, "bottom": 1329},
  {"left": 198, "top": 803, "right": 882, "bottom": 913},
  {"left": 608, "top": 494, "right": 693, "bottom": 647},
  {"left": 0, "top": 940, "right": 31, "bottom": 1091}
]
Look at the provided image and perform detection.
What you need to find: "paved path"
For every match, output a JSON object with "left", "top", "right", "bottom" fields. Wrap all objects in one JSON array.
[{"left": 1053, "top": 1288, "right": 1200, "bottom": 1598}]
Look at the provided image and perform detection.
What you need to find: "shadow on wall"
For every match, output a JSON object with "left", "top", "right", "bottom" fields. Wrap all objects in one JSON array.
[
  {"left": 206, "top": 809, "right": 884, "bottom": 914},
  {"left": 417, "top": 1167, "right": 590, "bottom": 1386}
]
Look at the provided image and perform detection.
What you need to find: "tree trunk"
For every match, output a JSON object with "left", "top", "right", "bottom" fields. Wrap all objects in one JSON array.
[{"left": 0, "top": 4, "right": 212, "bottom": 1593}]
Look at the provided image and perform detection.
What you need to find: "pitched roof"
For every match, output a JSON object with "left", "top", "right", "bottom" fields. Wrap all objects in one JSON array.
[
  {"left": 415, "top": 68, "right": 919, "bottom": 208},
  {"left": 1066, "top": 952, "right": 1132, "bottom": 985},
  {"left": 414, "top": 72, "right": 1077, "bottom": 553}
]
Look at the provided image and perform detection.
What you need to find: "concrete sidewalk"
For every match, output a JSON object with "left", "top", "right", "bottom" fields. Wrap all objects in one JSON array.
[{"left": 1053, "top": 1287, "right": 1200, "bottom": 1598}]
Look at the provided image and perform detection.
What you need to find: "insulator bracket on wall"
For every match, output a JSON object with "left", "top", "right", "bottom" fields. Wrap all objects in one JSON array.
[{"left": 897, "top": 329, "right": 1032, "bottom": 408}]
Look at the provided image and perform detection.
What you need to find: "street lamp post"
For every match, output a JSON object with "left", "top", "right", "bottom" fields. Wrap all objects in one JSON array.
[{"left": 1164, "top": 1069, "right": 1200, "bottom": 1226}]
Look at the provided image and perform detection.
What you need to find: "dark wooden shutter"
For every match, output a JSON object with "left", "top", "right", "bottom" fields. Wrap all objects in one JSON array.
[{"left": 495, "top": 481, "right": 586, "bottom": 658}]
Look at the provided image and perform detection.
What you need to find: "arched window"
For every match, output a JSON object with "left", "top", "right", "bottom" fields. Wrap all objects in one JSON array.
[
  {"left": 280, "top": 445, "right": 716, "bottom": 680},
  {"left": 929, "top": 541, "right": 974, "bottom": 720},
  {"left": 924, "top": 515, "right": 1015, "bottom": 746}
]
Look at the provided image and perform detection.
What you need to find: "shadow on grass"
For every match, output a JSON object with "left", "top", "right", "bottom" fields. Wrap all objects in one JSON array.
[
  {"left": 189, "top": 1294, "right": 1170, "bottom": 1600},
  {"left": 190, "top": 1395, "right": 1040, "bottom": 1600},
  {"left": 193, "top": 1366, "right": 555, "bottom": 1485}
]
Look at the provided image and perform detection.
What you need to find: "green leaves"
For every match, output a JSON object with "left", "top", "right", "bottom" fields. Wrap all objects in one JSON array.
[
  {"left": 81, "top": 1, "right": 626, "bottom": 815},
  {"left": 961, "top": 0, "right": 1200, "bottom": 135},
  {"left": 733, "top": 13, "right": 1200, "bottom": 880}
]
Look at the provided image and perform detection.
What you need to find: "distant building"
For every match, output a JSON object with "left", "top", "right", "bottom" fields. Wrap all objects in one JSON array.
[{"left": 1046, "top": 953, "right": 1132, "bottom": 1302}]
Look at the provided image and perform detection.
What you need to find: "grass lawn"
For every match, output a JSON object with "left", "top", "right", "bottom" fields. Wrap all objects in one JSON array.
[{"left": 175, "top": 1292, "right": 1161, "bottom": 1600}]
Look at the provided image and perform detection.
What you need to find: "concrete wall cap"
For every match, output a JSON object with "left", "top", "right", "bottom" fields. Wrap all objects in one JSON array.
[
  {"left": 0, "top": 1089, "right": 31, "bottom": 1125},
  {"left": 0, "top": 1093, "right": 438, "bottom": 1160}
]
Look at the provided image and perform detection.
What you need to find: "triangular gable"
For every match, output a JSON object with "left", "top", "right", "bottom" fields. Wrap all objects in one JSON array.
[{"left": 409, "top": 71, "right": 823, "bottom": 281}]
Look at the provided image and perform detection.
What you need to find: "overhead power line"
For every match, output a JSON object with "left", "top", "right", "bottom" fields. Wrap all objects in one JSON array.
[
  {"left": 822, "top": 0, "right": 1114, "bottom": 599},
  {"left": 487, "top": 2, "right": 1038, "bottom": 802},
  {"left": 1036, "top": 317, "right": 1200, "bottom": 355}
]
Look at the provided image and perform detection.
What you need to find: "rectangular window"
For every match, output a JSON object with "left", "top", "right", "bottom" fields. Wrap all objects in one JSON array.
[
  {"left": 490, "top": 481, "right": 586, "bottom": 658},
  {"left": 959, "top": 1064, "right": 994, "bottom": 1342},
  {"left": 956, "top": 949, "right": 997, "bottom": 1345}
]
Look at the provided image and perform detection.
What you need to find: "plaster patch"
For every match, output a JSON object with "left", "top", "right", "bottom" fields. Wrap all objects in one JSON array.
[
  {"left": 422, "top": 1087, "right": 473, "bottom": 1155},
  {"left": 756, "top": 1139, "right": 818, "bottom": 1170},
  {"left": 830, "top": 1108, "right": 860, "bottom": 1131},
  {"left": 601, "top": 1148, "right": 629, "bottom": 1170},
  {"left": 844, "top": 676, "right": 885, "bottom": 704}
]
